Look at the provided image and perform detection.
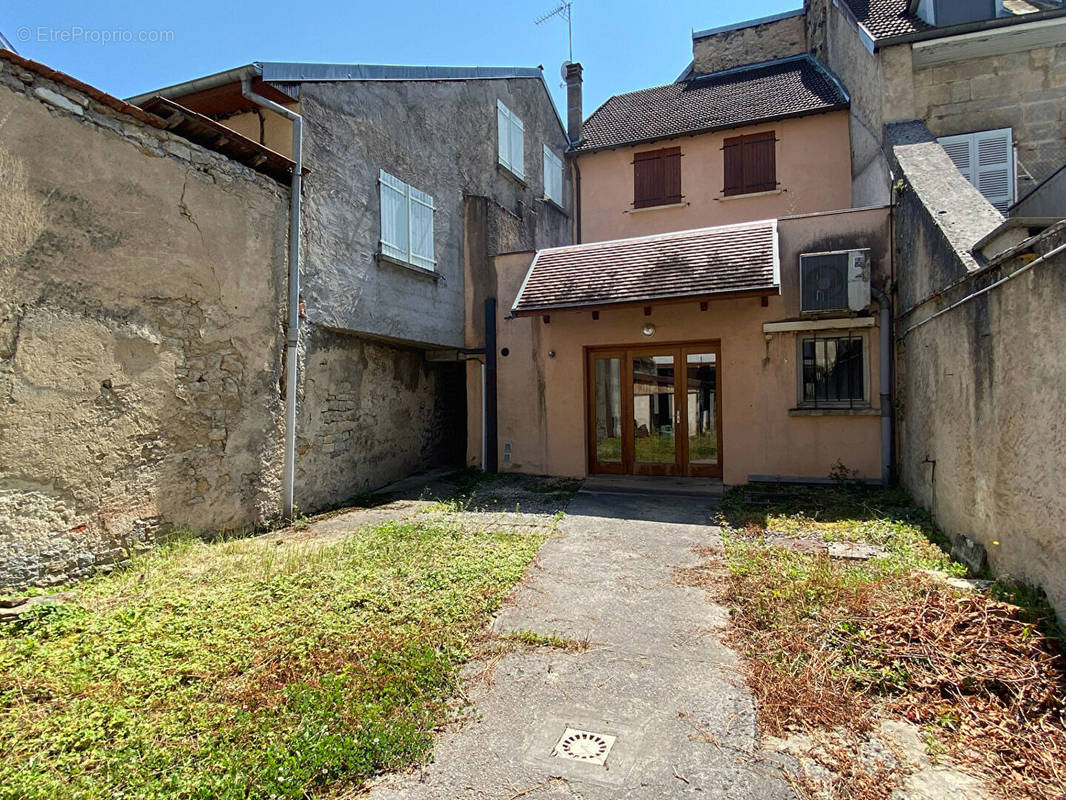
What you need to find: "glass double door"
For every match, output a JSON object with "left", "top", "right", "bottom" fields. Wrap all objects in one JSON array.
[{"left": 588, "top": 343, "right": 721, "bottom": 478}]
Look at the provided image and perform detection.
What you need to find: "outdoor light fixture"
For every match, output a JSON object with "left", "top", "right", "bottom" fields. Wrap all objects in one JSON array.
[{"left": 642, "top": 323, "right": 656, "bottom": 337}]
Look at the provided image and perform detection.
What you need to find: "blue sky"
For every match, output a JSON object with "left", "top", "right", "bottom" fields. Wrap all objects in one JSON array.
[{"left": 3, "top": 1, "right": 798, "bottom": 116}]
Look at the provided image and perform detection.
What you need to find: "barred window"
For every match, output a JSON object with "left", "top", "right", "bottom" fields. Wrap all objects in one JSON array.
[{"left": 800, "top": 334, "right": 866, "bottom": 406}]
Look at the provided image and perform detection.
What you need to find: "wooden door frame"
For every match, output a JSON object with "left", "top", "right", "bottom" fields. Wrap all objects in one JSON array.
[{"left": 586, "top": 340, "right": 723, "bottom": 478}]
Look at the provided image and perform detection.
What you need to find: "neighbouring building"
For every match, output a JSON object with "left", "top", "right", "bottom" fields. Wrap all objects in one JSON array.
[
  {"left": 0, "top": 50, "right": 291, "bottom": 589},
  {"left": 129, "top": 63, "right": 574, "bottom": 512}
]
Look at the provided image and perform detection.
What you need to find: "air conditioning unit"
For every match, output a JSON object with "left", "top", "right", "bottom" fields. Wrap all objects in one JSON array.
[{"left": 800, "top": 249, "right": 871, "bottom": 313}]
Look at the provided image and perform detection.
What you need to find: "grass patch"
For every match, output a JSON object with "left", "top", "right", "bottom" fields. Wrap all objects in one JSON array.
[
  {"left": 687, "top": 485, "right": 1066, "bottom": 800},
  {"left": 0, "top": 519, "right": 543, "bottom": 799},
  {"left": 501, "top": 629, "right": 590, "bottom": 652}
]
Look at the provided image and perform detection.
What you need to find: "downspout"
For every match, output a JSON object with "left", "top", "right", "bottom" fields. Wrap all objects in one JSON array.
[
  {"left": 573, "top": 158, "right": 582, "bottom": 244},
  {"left": 242, "top": 78, "right": 302, "bottom": 520},
  {"left": 871, "top": 286, "right": 893, "bottom": 486}
]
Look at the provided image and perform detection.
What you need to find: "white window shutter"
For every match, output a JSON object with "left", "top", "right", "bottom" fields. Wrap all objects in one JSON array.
[
  {"left": 543, "top": 146, "right": 563, "bottom": 205},
  {"left": 497, "top": 100, "right": 511, "bottom": 172},
  {"left": 937, "top": 129, "right": 1013, "bottom": 213},
  {"left": 509, "top": 114, "right": 524, "bottom": 180},
  {"left": 974, "top": 128, "right": 1014, "bottom": 213},
  {"left": 379, "top": 169, "right": 435, "bottom": 270},
  {"left": 409, "top": 186, "right": 435, "bottom": 270},
  {"left": 379, "top": 169, "right": 409, "bottom": 263}
]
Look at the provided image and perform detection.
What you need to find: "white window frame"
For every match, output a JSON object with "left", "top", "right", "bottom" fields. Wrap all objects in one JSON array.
[
  {"left": 937, "top": 128, "right": 1015, "bottom": 213},
  {"left": 378, "top": 169, "right": 436, "bottom": 271},
  {"left": 497, "top": 100, "right": 525, "bottom": 180},
  {"left": 795, "top": 332, "right": 870, "bottom": 409},
  {"left": 542, "top": 145, "right": 564, "bottom": 207}
]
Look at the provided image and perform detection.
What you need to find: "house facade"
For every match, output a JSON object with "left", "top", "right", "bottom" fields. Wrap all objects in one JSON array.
[
  {"left": 129, "top": 63, "right": 574, "bottom": 510},
  {"left": 469, "top": 32, "right": 895, "bottom": 485}
]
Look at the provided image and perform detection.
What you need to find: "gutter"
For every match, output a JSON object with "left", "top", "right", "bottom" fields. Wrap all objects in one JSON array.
[
  {"left": 127, "top": 64, "right": 260, "bottom": 106},
  {"left": 871, "top": 287, "right": 894, "bottom": 486},
  {"left": 241, "top": 78, "right": 303, "bottom": 521}
]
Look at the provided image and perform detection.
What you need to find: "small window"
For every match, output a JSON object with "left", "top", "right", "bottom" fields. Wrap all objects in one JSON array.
[
  {"left": 497, "top": 100, "right": 525, "bottom": 180},
  {"left": 379, "top": 169, "right": 435, "bottom": 271},
  {"left": 543, "top": 145, "right": 564, "bottom": 207},
  {"left": 633, "top": 147, "right": 682, "bottom": 208},
  {"left": 937, "top": 128, "right": 1014, "bottom": 212},
  {"left": 799, "top": 334, "right": 866, "bottom": 407},
  {"left": 722, "top": 131, "right": 777, "bottom": 196}
]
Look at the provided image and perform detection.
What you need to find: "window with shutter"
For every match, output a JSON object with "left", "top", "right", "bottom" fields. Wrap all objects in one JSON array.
[
  {"left": 543, "top": 145, "right": 564, "bottom": 207},
  {"left": 497, "top": 100, "right": 525, "bottom": 180},
  {"left": 632, "top": 147, "right": 682, "bottom": 209},
  {"left": 722, "top": 131, "right": 778, "bottom": 196},
  {"left": 379, "top": 169, "right": 436, "bottom": 271},
  {"left": 937, "top": 128, "right": 1014, "bottom": 212}
]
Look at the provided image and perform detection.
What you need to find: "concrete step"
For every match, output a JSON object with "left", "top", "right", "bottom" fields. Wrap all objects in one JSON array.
[{"left": 580, "top": 475, "right": 725, "bottom": 498}]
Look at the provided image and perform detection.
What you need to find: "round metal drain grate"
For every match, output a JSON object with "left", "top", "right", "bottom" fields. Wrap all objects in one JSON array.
[{"left": 554, "top": 728, "right": 616, "bottom": 765}]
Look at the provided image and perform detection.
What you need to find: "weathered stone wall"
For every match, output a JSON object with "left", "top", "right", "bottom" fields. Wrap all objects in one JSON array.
[
  {"left": 692, "top": 13, "right": 807, "bottom": 75},
  {"left": 891, "top": 122, "right": 1066, "bottom": 620},
  {"left": 293, "top": 325, "right": 464, "bottom": 511},
  {"left": 0, "top": 59, "right": 289, "bottom": 591},
  {"left": 913, "top": 44, "right": 1066, "bottom": 197}
]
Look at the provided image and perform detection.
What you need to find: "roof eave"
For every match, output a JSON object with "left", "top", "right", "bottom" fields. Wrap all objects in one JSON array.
[
  {"left": 571, "top": 102, "right": 850, "bottom": 155},
  {"left": 871, "top": 6, "right": 1066, "bottom": 50},
  {"left": 512, "top": 286, "right": 781, "bottom": 317}
]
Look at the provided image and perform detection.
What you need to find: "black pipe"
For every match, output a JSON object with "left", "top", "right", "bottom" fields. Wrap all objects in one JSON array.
[{"left": 484, "top": 297, "right": 498, "bottom": 473}]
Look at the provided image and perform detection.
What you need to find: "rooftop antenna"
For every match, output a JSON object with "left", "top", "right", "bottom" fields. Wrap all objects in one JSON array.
[{"left": 535, "top": 1, "right": 573, "bottom": 62}]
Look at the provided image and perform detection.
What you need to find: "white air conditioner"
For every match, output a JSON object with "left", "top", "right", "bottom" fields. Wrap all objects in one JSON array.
[{"left": 800, "top": 249, "right": 871, "bottom": 313}]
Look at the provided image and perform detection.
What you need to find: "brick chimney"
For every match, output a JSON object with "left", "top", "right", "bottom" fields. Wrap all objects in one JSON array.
[{"left": 565, "top": 62, "right": 583, "bottom": 145}]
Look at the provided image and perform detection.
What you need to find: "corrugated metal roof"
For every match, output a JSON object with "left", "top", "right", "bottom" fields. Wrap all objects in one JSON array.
[
  {"left": 512, "top": 221, "right": 779, "bottom": 314},
  {"left": 574, "top": 55, "right": 848, "bottom": 153}
]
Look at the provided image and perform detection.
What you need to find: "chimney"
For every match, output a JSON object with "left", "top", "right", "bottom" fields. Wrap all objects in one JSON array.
[{"left": 565, "top": 62, "right": 583, "bottom": 146}]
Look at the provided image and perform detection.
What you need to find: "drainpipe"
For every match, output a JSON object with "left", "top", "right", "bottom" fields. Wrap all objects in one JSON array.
[
  {"left": 242, "top": 78, "right": 302, "bottom": 520},
  {"left": 484, "top": 298, "right": 498, "bottom": 473},
  {"left": 872, "top": 286, "right": 893, "bottom": 486}
]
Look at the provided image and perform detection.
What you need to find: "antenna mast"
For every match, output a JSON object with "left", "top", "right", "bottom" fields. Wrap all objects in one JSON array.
[{"left": 534, "top": 1, "right": 573, "bottom": 62}]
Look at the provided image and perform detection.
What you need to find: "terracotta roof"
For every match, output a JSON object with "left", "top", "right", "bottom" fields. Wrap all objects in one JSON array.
[
  {"left": 841, "top": 0, "right": 932, "bottom": 39},
  {"left": 575, "top": 55, "right": 848, "bottom": 153},
  {"left": 0, "top": 48, "right": 165, "bottom": 128},
  {"left": 512, "top": 221, "right": 779, "bottom": 314}
]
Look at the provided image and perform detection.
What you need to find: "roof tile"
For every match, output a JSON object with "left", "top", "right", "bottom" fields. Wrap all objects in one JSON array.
[
  {"left": 513, "top": 222, "right": 778, "bottom": 313},
  {"left": 575, "top": 55, "right": 847, "bottom": 153}
]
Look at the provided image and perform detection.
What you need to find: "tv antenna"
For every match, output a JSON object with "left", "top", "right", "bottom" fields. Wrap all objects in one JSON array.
[{"left": 535, "top": 1, "right": 573, "bottom": 62}]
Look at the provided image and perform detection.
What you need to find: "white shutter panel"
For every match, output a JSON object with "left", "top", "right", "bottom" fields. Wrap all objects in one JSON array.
[
  {"left": 543, "top": 146, "right": 563, "bottom": 205},
  {"left": 974, "top": 128, "right": 1014, "bottom": 213},
  {"left": 938, "top": 133, "right": 973, "bottom": 182},
  {"left": 509, "top": 113, "right": 524, "bottom": 180},
  {"left": 409, "top": 186, "right": 435, "bottom": 271},
  {"left": 497, "top": 100, "right": 511, "bottom": 171},
  {"left": 379, "top": 170, "right": 409, "bottom": 263}
]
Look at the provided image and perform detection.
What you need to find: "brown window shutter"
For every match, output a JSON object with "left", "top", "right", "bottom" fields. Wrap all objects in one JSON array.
[
  {"left": 722, "top": 137, "right": 743, "bottom": 196},
  {"left": 744, "top": 133, "right": 777, "bottom": 193},
  {"left": 662, "top": 148, "right": 682, "bottom": 204},
  {"left": 633, "top": 147, "right": 682, "bottom": 208}
]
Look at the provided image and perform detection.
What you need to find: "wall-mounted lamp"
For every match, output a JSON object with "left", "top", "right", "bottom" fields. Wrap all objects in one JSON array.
[{"left": 642, "top": 323, "right": 656, "bottom": 337}]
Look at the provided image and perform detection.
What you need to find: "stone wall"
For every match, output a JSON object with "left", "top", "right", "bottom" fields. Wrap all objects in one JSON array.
[
  {"left": 0, "top": 58, "right": 289, "bottom": 591},
  {"left": 913, "top": 43, "right": 1066, "bottom": 197},
  {"left": 293, "top": 325, "right": 464, "bottom": 511},
  {"left": 890, "top": 122, "right": 1066, "bottom": 621},
  {"left": 692, "top": 13, "right": 807, "bottom": 75}
]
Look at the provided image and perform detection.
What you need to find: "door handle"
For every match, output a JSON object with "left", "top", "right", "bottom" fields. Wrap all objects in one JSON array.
[{"left": 675, "top": 408, "right": 681, "bottom": 426}]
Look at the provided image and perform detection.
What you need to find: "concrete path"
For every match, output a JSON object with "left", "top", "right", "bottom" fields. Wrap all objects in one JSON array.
[{"left": 363, "top": 487, "right": 794, "bottom": 799}]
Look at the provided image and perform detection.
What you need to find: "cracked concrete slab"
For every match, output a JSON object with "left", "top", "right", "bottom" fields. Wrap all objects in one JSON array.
[{"left": 361, "top": 488, "right": 795, "bottom": 799}]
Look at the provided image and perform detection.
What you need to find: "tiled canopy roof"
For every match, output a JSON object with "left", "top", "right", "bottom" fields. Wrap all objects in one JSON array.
[
  {"left": 841, "top": 0, "right": 932, "bottom": 39},
  {"left": 574, "top": 55, "right": 848, "bottom": 153},
  {"left": 512, "top": 221, "right": 779, "bottom": 314}
]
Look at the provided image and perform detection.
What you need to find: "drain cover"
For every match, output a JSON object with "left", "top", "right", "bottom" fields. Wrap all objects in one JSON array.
[{"left": 552, "top": 727, "right": 617, "bottom": 766}]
